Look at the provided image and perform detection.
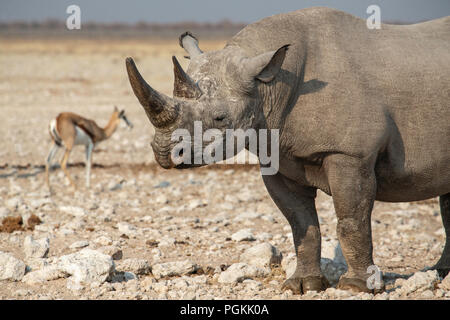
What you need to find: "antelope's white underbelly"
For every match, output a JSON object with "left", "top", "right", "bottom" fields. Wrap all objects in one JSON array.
[{"left": 74, "top": 126, "right": 92, "bottom": 146}]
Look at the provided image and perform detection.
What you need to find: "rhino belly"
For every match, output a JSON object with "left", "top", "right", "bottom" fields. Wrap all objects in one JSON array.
[{"left": 374, "top": 157, "right": 450, "bottom": 202}]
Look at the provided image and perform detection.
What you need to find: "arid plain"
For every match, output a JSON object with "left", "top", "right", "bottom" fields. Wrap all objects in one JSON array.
[{"left": 0, "top": 32, "right": 448, "bottom": 299}]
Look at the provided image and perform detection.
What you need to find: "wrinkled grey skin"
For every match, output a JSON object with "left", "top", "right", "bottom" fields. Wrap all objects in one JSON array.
[{"left": 126, "top": 7, "right": 450, "bottom": 294}]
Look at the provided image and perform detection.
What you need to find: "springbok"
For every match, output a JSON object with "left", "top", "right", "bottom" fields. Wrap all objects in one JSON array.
[{"left": 45, "top": 107, "right": 133, "bottom": 190}]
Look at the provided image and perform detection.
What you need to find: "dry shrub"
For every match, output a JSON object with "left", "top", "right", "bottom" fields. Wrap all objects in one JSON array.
[
  {"left": 27, "top": 214, "right": 42, "bottom": 231},
  {"left": 0, "top": 216, "right": 24, "bottom": 233}
]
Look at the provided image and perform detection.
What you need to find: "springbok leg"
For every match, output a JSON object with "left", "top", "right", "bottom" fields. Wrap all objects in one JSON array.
[
  {"left": 85, "top": 141, "right": 94, "bottom": 188},
  {"left": 60, "top": 148, "right": 76, "bottom": 188},
  {"left": 45, "top": 143, "right": 59, "bottom": 191}
]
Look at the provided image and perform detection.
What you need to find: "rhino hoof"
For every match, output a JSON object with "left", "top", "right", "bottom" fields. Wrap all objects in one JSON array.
[
  {"left": 282, "top": 275, "right": 329, "bottom": 294},
  {"left": 337, "top": 277, "right": 384, "bottom": 294}
]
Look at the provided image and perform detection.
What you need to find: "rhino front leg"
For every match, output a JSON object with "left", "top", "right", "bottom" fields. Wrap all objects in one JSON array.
[
  {"left": 326, "top": 155, "right": 382, "bottom": 293},
  {"left": 433, "top": 193, "right": 450, "bottom": 277},
  {"left": 262, "top": 172, "right": 329, "bottom": 294}
]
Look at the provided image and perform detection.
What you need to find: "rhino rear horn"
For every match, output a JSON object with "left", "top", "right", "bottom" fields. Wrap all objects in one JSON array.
[
  {"left": 125, "top": 57, "right": 178, "bottom": 128},
  {"left": 179, "top": 31, "right": 203, "bottom": 58},
  {"left": 172, "top": 56, "right": 202, "bottom": 99}
]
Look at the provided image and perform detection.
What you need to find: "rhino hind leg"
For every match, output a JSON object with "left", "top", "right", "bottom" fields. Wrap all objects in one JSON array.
[
  {"left": 262, "top": 173, "right": 329, "bottom": 294},
  {"left": 432, "top": 193, "right": 450, "bottom": 278}
]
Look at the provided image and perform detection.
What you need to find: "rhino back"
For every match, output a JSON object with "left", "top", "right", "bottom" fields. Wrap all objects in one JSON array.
[{"left": 228, "top": 7, "right": 450, "bottom": 201}]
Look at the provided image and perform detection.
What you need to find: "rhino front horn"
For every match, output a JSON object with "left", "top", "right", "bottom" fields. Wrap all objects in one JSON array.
[
  {"left": 126, "top": 57, "right": 178, "bottom": 127},
  {"left": 172, "top": 56, "right": 202, "bottom": 99}
]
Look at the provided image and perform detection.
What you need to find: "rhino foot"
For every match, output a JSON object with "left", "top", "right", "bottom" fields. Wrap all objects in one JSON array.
[
  {"left": 282, "top": 275, "right": 329, "bottom": 294},
  {"left": 337, "top": 277, "right": 385, "bottom": 294}
]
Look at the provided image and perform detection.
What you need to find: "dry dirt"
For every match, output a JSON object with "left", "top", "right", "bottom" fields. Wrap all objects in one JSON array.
[{"left": 0, "top": 36, "right": 448, "bottom": 300}]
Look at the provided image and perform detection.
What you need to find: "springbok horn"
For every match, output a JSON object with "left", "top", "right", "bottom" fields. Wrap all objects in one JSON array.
[
  {"left": 172, "top": 56, "right": 202, "bottom": 99},
  {"left": 179, "top": 31, "right": 203, "bottom": 58},
  {"left": 126, "top": 57, "right": 178, "bottom": 127}
]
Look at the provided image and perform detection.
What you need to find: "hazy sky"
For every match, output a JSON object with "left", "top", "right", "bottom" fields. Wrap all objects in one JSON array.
[{"left": 1, "top": 0, "right": 449, "bottom": 23}]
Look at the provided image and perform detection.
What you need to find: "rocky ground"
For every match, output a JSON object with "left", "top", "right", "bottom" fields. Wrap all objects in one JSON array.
[
  {"left": 0, "top": 36, "right": 449, "bottom": 300},
  {"left": 0, "top": 164, "right": 449, "bottom": 300}
]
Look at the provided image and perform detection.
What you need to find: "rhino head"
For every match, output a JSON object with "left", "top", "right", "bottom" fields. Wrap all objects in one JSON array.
[{"left": 126, "top": 32, "right": 288, "bottom": 169}]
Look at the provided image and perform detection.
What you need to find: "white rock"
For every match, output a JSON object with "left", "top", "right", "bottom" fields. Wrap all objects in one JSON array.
[
  {"left": 234, "top": 211, "right": 262, "bottom": 222},
  {"left": 0, "top": 207, "right": 11, "bottom": 219},
  {"left": 150, "top": 280, "right": 169, "bottom": 294},
  {"left": 435, "top": 289, "right": 445, "bottom": 298},
  {"left": 281, "top": 253, "right": 297, "bottom": 278},
  {"left": 394, "top": 277, "right": 405, "bottom": 287},
  {"left": 117, "top": 222, "right": 138, "bottom": 236},
  {"left": 231, "top": 229, "right": 255, "bottom": 242},
  {"left": 325, "top": 287, "right": 351, "bottom": 298},
  {"left": 237, "top": 191, "right": 254, "bottom": 202},
  {"left": 255, "top": 232, "right": 273, "bottom": 241},
  {"left": 94, "top": 236, "right": 113, "bottom": 246},
  {"left": 13, "top": 289, "right": 31, "bottom": 297},
  {"left": 26, "top": 258, "right": 50, "bottom": 271},
  {"left": 96, "top": 246, "right": 123, "bottom": 260},
  {"left": 439, "top": 273, "right": 450, "bottom": 290},
  {"left": 152, "top": 260, "right": 199, "bottom": 279},
  {"left": 155, "top": 194, "right": 168, "bottom": 204},
  {"left": 171, "top": 278, "right": 189, "bottom": 289},
  {"left": 21, "top": 266, "right": 65, "bottom": 284},
  {"left": 24, "top": 236, "right": 50, "bottom": 259},
  {"left": 58, "top": 228, "right": 75, "bottom": 236},
  {"left": 5, "top": 197, "right": 22, "bottom": 210},
  {"left": 220, "top": 202, "right": 234, "bottom": 211},
  {"left": 321, "top": 239, "right": 347, "bottom": 266},
  {"left": 218, "top": 263, "right": 269, "bottom": 284},
  {"left": 187, "top": 199, "right": 207, "bottom": 210},
  {"left": 142, "top": 215, "right": 153, "bottom": 223},
  {"left": 158, "top": 236, "right": 176, "bottom": 247},
  {"left": 29, "top": 198, "right": 51, "bottom": 209},
  {"left": 374, "top": 292, "right": 389, "bottom": 300},
  {"left": 59, "top": 206, "right": 86, "bottom": 217},
  {"left": 184, "top": 291, "right": 196, "bottom": 300},
  {"left": 69, "top": 240, "right": 89, "bottom": 249},
  {"left": 57, "top": 248, "right": 115, "bottom": 288},
  {"left": 397, "top": 270, "right": 440, "bottom": 295},
  {"left": 108, "top": 180, "right": 124, "bottom": 191},
  {"left": 117, "top": 258, "right": 151, "bottom": 275},
  {"left": 0, "top": 251, "right": 26, "bottom": 281},
  {"left": 420, "top": 289, "right": 435, "bottom": 299},
  {"left": 63, "top": 218, "right": 86, "bottom": 230},
  {"left": 261, "top": 215, "right": 276, "bottom": 223},
  {"left": 240, "top": 243, "right": 282, "bottom": 269}
]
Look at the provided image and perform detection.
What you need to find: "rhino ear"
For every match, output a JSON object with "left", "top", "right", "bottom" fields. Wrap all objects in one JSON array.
[{"left": 246, "top": 44, "right": 290, "bottom": 83}]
